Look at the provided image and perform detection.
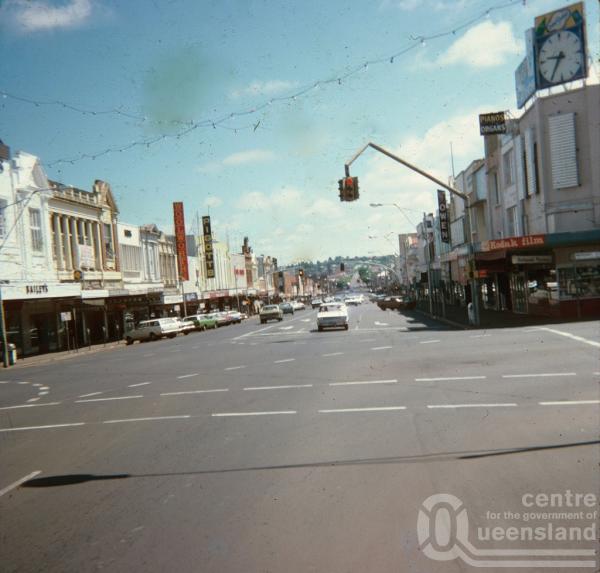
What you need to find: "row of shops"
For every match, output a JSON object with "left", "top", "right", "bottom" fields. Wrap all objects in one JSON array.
[
  {"left": 1, "top": 284, "right": 279, "bottom": 358},
  {"left": 420, "top": 230, "right": 600, "bottom": 321}
]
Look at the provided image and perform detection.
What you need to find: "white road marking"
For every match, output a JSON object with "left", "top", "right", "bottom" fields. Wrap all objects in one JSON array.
[
  {"left": 318, "top": 406, "right": 406, "bottom": 413},
  {"left": 301, "top": 319, "right": 311, "bottom": 323},
  {"left": 0, "top": 402, "right": 61, "bottom": 410},
  {"left": 374, "top": 321, "right": 389, "bottom": 326},
  {"left": 128, "top": 382, "right": 152, "bottom": 388},
  {"left": 0, "top": 471, "right": 42, "bottom": 497},
  {"left": 0, "top": 423, "right": 85, "bottom": 432},
  {"left": 274, "top": 358, "right": 295, "bottom": 364},
  {"left": 329, "top": 379, "right": 398, "bottom": 387},
  {"left": 0, "top": 381, "right": 9, "bottom": 384},
  {"left": 161, "top": 389, "right": 229, "bottom": 396},
  {"left": 39, "top": 386, "right": 49, "bottom": 391},
  {"left": 279, "top": 326, "right": 294, "bottom": 330},
  {"left": 427, "top": 403, "right": 517, "bottom": 409},
  {"left": 594, "top": 372, "right": 600, "bottom": 376},
  {"left": 502, "top": 372, "right": 576, "bottom": 379},
  {"left": 103, "top": 416, "right": 191, "bottom": 424},
  {"left": 17, "top": 381, "right": 30, "bottom": 385},
  {"left": 415, "top": 376, "right": 487, "bottom": 382},
  {"left": 470, "top": 334, "right": 491, "bottom": 338},
  {"left": 322, "top": 352, "right": 344, "bottom": 357},
  {"left": 538, "top": 327, "right": 600, "bottom": 349},
  {"left": 27, "top": 397, "right": 40, "bottom": 403},
  {"left": 539, "top": 400, "right": 600, "bottom": 406},
  {"left": 75, "top": 395, "right": 143, "bottom": 403},
  {"left": 78, "top": 392, "right": 103, "bottom": 398},
  {"left": 232, "top": 323, "right": 275, "bottom": 340},
  {"left": 212, "top": 410, "right": 297, "bottom": 417},
  {"left": 177, "top": 373, "right": 199, "bottom": 379},
  {"left": 371, "top": 346, "right": 392, "bottom": 350},
  {"left": 33, "top": 383, "right": 43, "bottom": 387},
  {"left": 419, "top": 340, "right": 440, "bottom": 344},
  {"left": 244, "top": 384, "right": 313, "bottom": 391},
  {"left": 224, "top": 365, "right": 246, "bottom": 371},
  {"left": 38, "top": 391, "right": 48, "bottom": 396}
]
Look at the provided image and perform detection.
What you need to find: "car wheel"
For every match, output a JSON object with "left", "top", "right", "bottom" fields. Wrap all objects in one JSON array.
[
  {"left": 167, "top": 333, "right": 177, "bottom": 339},
  {"left": 344, "top": 324, "right": 349, "bottom": 330},
  {"left": 126, "top": 337, "right": 134, "bottom": 345},
  {"left": 278, "top": 318, "right": 283, "bottom": 321},
  {"left": 261, "top": 320, "right": 265, "bottom": 324},
  {"left": 183, "top": 331, "right": 189, "bottom": 335},
  {"left": 149, "top": 332, "right": 157, "bottom": 341}
]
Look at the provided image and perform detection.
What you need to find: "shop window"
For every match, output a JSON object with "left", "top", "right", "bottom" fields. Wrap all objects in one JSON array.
[
  {"left": 506, "top": 206, "right": 517, "bottom": 237},
  {"left": 104, "top": 223, "right": 114, "bottom": 259},
  {"left": 29, "top": 208, "right": 43, "bottom": 251},
  {"left": 558, "top": 266, "right": 600, "bottom": 299},
  {"left": 527, "top": 269, "right": 558, "bottom": 308},
  {"left": 503, "top": 150, "right": 514, "bottom": 187}
]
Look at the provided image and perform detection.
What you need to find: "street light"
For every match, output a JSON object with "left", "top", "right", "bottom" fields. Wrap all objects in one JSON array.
[{"left": 345, "top": 142, "right": 479, "bottom": 325}]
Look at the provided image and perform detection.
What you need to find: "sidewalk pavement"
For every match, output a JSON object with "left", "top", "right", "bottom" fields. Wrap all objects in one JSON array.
[{"left": 5, "top": 340, "right": 125, "bottom": 369}]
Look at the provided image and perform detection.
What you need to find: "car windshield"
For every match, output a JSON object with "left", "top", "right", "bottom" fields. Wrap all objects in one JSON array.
[{"left": 2, "top": 1, "right": 599, "bottom": 571}]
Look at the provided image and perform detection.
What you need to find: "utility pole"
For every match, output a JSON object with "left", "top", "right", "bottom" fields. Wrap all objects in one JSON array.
[{"left": 0, "top": 286, "right": 9, "bottom": 368}]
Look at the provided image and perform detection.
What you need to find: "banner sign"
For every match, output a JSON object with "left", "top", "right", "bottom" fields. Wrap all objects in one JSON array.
[
  {"left": 202, "top": 215, "right": 215, "bottom": 279},
  {"left": 437, "top": 190, "right": 450, "bottom": 244},
  {"left": 479, "top": 112, "right": 506, "bottom": 135},
  {"left": 173, "top": 202, "right": 189, "bottom": 281},
  {"left": 483, "top": 234, "right": 545, "bottom": 252},
  {"left": 515, "top": 29, "right": 536, "bottom": 108},
  {"left": 511, "top": 255, "right": 553, "bottom": 264}
]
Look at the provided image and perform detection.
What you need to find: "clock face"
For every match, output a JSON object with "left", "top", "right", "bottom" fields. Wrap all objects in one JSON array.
[{"left": 538, "top": 30, "right": 584, "bottom": 84}]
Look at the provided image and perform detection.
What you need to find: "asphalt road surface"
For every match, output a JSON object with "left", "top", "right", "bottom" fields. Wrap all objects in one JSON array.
[{"left": 1, "top": 303, "right": 599, "bottom": 572}]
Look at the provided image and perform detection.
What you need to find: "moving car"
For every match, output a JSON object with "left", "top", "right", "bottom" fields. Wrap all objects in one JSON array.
[
  {"left": 377, "top": 296, "right": 405, "bottom": 310},
  {"left": 317, "top": 303, "right": 349, "bottom": 331},
  {"left": 125, "top": 317, "right": 180, "bottom": 345},
  {"left": 345, "top": 295, "right": 361, "bottom": 306},
  {"left": 260, "top": 304, "right": 283, "bottom": 323},
  {"left": 291, "top": 300, "right": 305, "bottom": 311},
  {"left": 311, "top": 298, "right": 323, "bottom": 309},
  {"left": 184, "top": 314, "right": 218, "bottom": 331},
  {"left": 279, "top": 302, "right": 294, "bottom": 315}
]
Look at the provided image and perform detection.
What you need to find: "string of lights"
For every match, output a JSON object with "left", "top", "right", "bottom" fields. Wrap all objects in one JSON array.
[{"left": 3, "top": 0, "right": 527, "bottom": 168}]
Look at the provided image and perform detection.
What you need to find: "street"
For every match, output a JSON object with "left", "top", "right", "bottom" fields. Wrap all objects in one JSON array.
[{"left": 1, "top": 304, "right": 599, "bottom": 572}]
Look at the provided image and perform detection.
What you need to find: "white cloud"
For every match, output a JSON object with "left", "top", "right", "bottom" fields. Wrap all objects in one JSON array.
[
  {"left": 229, "top": 80, "right": 298, "bottom": 100},
  {"left": 235, "top": 191, "right": 270, "bottom": 211},
  {"left": 3, "top": 0, "right": 93, "bottom": 32},
  {"left": 205, "top": 196, "right": 222, "bottom": 208},
  {"left": 222, "top": 149, "right": 276, "bottom": 166},
  {"left": 303, "top": 198, "right": 343, "bottom": 219},
  {"left": 436, "top": 21, "right": 523, "bottom": 69}
]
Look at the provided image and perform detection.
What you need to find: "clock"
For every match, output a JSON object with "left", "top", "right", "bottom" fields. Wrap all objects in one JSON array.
[{"left": 537, "top": 28, "right": 585, "bottom": 87}]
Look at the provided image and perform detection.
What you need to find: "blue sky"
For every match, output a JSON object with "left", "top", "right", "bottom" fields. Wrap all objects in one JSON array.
[{"left": 1, "top": 0, "right": 598, "bottom": 263}]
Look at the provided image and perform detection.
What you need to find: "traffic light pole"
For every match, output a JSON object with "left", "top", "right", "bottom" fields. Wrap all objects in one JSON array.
[{"left": 344, "top": 142, "right": 480, "bottom": 326}]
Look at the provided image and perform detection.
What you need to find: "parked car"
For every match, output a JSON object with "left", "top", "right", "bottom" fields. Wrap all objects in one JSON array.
[
  {"left": 317, "top": 303, "right": 349, "bottom": 331},
  {"left": 184, "top": 314, "right": 218, "bottom": 331},
  {"left": 279, "top": 302, "right": 294, "bottom": 315},
  {"left": 311, "top": 298, "right": 323, "bottom": 308},
  {"left": 214, "top": 311, "right": 233, "bottom": 326},
  {"left": 291, "top": 300, "right": 305, "bottom": 311},
  {"left": 176, "top": 317, "right": 196, "bottom": 335},
  {"left": 228, "top": 311, "right": 243, "bottom": 324},
  {"left": 125, "top": 317, "right": 180, "bottom": 345},
  {"left": 260, "top": 304, "right": 283, "bottom": 324},
  {"left": 377, "top": 296, "right": 405, "bottom": 310}
]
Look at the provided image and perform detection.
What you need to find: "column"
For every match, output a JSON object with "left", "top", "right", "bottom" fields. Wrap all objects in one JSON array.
[
  {"left": 52, "top": 214, "right": 64, "bottom": 270},
  {"left": 94, "top": 222, "right": 104, "bottom": 271},
  {"left": 70, "top": 217, "right": 80, "bottom": 269},
  {"left": 85, "top": 221, "right": 94, "bottom": 269},
  {"left": 63, "top": 216, "right": 73, "bottom": 271}
]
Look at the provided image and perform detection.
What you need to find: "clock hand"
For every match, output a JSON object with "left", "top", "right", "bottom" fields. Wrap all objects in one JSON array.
[{"left": 550, "top": 51, "right": 565, "bottom": 81}]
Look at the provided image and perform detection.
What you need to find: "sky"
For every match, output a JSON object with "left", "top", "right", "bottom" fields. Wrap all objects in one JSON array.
[{"left": 1, "top": 0, "right": 598, "bottom": 263}]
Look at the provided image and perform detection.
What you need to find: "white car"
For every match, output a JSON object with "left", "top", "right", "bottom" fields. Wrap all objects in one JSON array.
[
  {"left": 291, "top": 300, "right": 305, "bottom": 311},
  {"left": 175, "top": 317, "right": 196, "bottom": 335},
  {"left": 317, "top": 303, "right": 349, "bottom": 331},
  {"left": 345, "top": 295, "right": 361, "bottom": 306},
  {"left": 125, "top": 317, "right": 181, "bottom": 344}
]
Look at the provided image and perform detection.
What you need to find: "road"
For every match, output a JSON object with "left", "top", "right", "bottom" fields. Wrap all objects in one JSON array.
[{"left": 1, "top": 303, "right": 598, "bottom": 572}]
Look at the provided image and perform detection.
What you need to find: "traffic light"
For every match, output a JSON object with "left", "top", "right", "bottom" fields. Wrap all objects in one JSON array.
[
  {"left": 338, "top": 177, "right": 359, "bottom": 202},
  {"left": 272, "top": 257, "right": 278, "bottom": 269}
]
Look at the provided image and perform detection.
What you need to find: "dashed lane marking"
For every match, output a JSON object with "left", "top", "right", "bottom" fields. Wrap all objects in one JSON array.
[
  {"left": 26, "top": 397, "right": 40, "bottom": 403},
  {"left": 322, "top": 352, "right": 344, "bottom": 357},
  {"left": 177, "top": 373, "right": 199, "bottom": 379},
  {"left": 470, "top": 334, "right": 491, "bottom": 338},
  {"left": 128, "top": 382, "right": 152, "bottom": 388},
  {"left": 0, "top": 402, "right": 61, "bottom": 410},
  {"left": 502, "top": 372, "right": 576, "bottom": 379},
  {"left": 78, "top": 392, "right": 103, "bottom": 398},
  {"left": 212, "top": 410, "right": 297, "bottom": 417},
  {"left": 244, "top": 384, "right": 313, "bottom": 391},
  {"left": 539, "top": 400, "right": 600, "bottom": 406},
  {"left": 0, "top": 471, "right": 42, "bottom": 497},
  {"left": 318, "top": 406, "right": 406, "bottom": 413},
  {"left": 103, "top": 416, "right": 191, "bottom": 424},
  {"left": 419, "top": 340, "right": 440, "bottom": 344},
  {"left": 415, "top": 376, "right": 487, "bottom": 382},
  {"left": 371, "top": 346, "right": 392, "bottom": 351},
  {"left": 274, "top": 358, "right": 295, "bottom": 364},
  {"left": 0, "top": 423, "right": 85, "bottom": 432},
  {"left": 224, "top": 365, "right": 246, "bottom": 371},
  {"left": 427, "top": 403, "right": 517, "bottom": 409},
  {"left": 329, "top": 379, "right": 398, "bottom": 387},
  {"left": 161, "top": 389, "right": 229, "bottom": 396},
  {"left": 17, "top": 381, "right": 30, "bottom": 385},
  {"left": 75, "top": 395, "right": 143, "bottom": 403}
]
